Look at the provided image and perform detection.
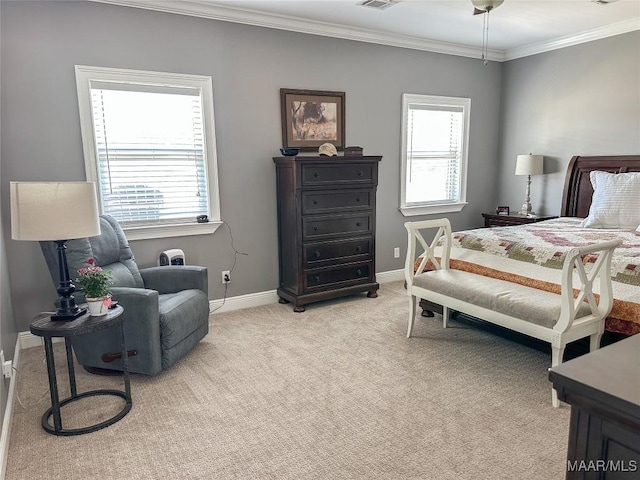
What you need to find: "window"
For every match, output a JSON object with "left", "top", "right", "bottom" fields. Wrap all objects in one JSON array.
[
  {"left": 75, "top": 66, "right": 221, "bottom": 240},
  {"left": 400, "top": 94, "right": 470, "bottom": 216}
]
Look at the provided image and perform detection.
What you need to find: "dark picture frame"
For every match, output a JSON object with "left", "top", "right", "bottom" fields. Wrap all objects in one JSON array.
[{"left": 280, "top": 89, "right": 345, "bottom": 151}]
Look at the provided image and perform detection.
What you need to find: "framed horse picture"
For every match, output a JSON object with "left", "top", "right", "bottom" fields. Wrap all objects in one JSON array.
[{"left": 280, "top": 89, "right": 345, "bottom": 152}]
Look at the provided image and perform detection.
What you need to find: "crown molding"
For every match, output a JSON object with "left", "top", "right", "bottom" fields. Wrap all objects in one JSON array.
[
  {"left": 504, "top": 17, "right": 640, "bottom": 61},
  {"left": 93, "top": 0, "right": 639, "bottom": 62},
  {"left": 91, "top": 0, "right": 503, "bottom": 61}
]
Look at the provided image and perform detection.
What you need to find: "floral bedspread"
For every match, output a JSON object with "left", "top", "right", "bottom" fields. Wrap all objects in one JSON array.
[
  {"left": 441, "top": 217, "right": 640, "bottom": 335},
  {"left": 453, "top": 217, "right": 640, "bottom": 287}
]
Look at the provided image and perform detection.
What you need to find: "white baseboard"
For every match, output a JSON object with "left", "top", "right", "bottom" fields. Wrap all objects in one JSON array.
[
  {"left": 0, "top": 337, "right": 21, "bottom": 480},
  {"left": 376, "top": 268, "right": 405, "bottom": 284},
  {"left": 17, "top": 331, "right": 48, "bottom": 350},
  {"left": 17, "top": 270, "right": 405, "bottom": 350},
  {"left": 209, "top": 289, "right": 279, "bottom": 314},
  {"left": 17, "top": 270, "right": 406, "bottom": 350},
  {"left": 209, "top": 268, "right": 405, "bottom": 314}
]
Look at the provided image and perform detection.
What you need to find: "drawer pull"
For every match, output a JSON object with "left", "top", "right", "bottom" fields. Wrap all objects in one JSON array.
[
  {"left": 313, "top": 226, "right": 319, "bottom": 231},
  {"left": 356, "top": 269, "right": 363, "bottom": 276},
  {"left": 355, "top": 246, "right": 362, "bottom": 252},
  {"left": 313, "top": 172, "right": 319, "bottom": 178},
  {"left": 355, "top": 197, "right": 360, "bottom": 202},
  {"left": 356, "top": 222, "right": 362, "bottom": 227},
  {"left": 314, "top": 251, "right": 321, "bottom": 258},
  {"left": 314, "top": 276, "right": 320, "bottom": 283},
  {"left": 313, "top": 200, "right": 318, "bottom": 205},
  {"left": 357, "top": 170, "right": 363, "bottom": 177}
]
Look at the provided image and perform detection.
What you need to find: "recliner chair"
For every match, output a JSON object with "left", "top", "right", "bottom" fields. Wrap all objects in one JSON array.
[{"left": 40, "top": 215, "right": 209, "bottom": 375}]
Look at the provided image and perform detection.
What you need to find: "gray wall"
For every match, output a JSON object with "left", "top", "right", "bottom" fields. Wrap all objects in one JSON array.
[
  {"left": 498, "top": 31, "right": 640, "bottom": 215},
  {"left": 0, "top": 153, "right": 16, "bottom": 435},
  {"left": 1, "top": 1, "right": 502, "bottom": 333}
]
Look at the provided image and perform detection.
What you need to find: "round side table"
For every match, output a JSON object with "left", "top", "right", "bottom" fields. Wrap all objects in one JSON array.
[{"left": 30, "top": 305, "right": 131, "bottom": 436}]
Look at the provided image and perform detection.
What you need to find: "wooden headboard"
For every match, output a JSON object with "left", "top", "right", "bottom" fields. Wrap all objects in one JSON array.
[{"left": 561, "top": 155, "right": 640, "bottom": 218}]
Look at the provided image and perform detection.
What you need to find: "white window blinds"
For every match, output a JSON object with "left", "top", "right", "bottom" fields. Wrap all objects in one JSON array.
[
  {"left": 89, "top": 85, "right": 209, "bottom": 226},
  {"left": 400, "top": 94, "right": 470, "bottom": 215},
  {"left": 405, "top": 104, "right": 463, "bottom": 205}
]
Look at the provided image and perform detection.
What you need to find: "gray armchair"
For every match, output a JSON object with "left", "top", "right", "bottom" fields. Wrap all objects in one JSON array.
[{"left": 40, "top": 215, "right": 209, "bottom": 375}]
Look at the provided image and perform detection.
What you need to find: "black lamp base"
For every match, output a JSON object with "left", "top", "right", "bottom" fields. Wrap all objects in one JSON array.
[
  {"left": 51, "top": 307, "right": 87, "bottom": 322},
  {"left": 51, "top": 239, "right": 87, "bottom": 321}
]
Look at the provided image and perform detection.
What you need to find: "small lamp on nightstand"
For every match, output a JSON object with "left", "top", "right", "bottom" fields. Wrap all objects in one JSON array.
[
  {"left": 10, "top": 182, "right": 101, "bottom": 320},
  {"left": 515, "top": 154, "right": 543, "bottom": 216}
]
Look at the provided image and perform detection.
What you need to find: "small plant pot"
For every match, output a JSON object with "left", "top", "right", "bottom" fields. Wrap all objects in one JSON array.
[{"left": 86, "top": 296, "right": 112, "bottom": 317}]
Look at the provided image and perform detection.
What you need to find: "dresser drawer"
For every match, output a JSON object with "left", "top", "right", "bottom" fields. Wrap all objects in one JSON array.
[
  {"left": 301, "top": 163, "right": 375, "bottom": 186},
  {"left": 301, "top": 189, "right": 372, "bottom": 214},
  {"left": 304, "top": 262, "right": 372, "bottom": 291},
  {"left": 303, "top": 237, "right": 372, "bottom": 268},
  {"left": 303, "top": 213, "right": 372, "bottom": 240}
]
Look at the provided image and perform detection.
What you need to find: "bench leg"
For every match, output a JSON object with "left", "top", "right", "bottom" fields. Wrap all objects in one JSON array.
[
  {"left": 589, "top": 332, "right": 603, "bottom": 352},
  {"left": 442, "top": 306, "right": 450, "bottom": 329},
  {"left": 407, "top": 295, "right": 417, "bottom": 338},
  {"left": 551, "top": 344, "right": 565, "bottom": 368},
  {"left": 551, "top": 344, "right": 566, "bottom": 408}
]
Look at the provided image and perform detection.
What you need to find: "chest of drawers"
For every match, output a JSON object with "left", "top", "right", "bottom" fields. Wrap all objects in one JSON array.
[{"left": 274, "top": 155, "right": 381, "bottom": 312}]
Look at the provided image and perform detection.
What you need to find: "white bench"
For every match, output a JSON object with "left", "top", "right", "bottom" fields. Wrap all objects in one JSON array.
[{"left": 404, "top": 218, "right": 621, "bottom": 407}]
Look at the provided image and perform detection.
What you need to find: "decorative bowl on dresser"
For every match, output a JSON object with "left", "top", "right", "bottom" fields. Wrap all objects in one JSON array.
[
  {"left": 273, "top": 155, "right": 381, "bottom": 312},
  {"left": 280, "top": 147, "right": 300, "bottom": 156}
]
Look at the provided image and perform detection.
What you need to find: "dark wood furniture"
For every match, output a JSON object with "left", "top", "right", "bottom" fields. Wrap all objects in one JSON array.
[
  {"left": 482, "top": 212, "right": 557, "bottom": 228},
  {"left": 30, "top": 305, "right": 131, "bottom": 436},
  {"left": 274, "top": 155, "right": 381, "bottom": 312},
  {"left": 549, "top": 334, "right": 640, "bottom": 479},
  {"left": 562, "top": 155, "right": 640, "bottom": 218}
]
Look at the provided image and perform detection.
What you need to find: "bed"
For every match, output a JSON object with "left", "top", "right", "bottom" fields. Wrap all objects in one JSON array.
[{"left": 417, "top": 154, "right": 640, "bottom": 336}]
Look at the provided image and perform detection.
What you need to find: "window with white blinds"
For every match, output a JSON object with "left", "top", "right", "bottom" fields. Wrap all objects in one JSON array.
[
  {"left": 75, "top": 66, "right": 221, "bottom": 239},
  {"left": 400, "top": 94, "right": 470, "bottom": 216}
]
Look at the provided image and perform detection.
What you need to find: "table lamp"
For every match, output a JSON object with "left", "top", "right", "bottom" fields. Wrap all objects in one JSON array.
[
  {"left": 11, "top": 182, "right": 101, "bottom": 320},
  {"left": 515, "top": 154, "right": 543, "bottom": 216}
]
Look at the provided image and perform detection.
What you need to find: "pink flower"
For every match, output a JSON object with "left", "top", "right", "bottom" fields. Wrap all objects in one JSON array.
[{"left": 75, "top": 258, "right": 112, "bottom": 298}]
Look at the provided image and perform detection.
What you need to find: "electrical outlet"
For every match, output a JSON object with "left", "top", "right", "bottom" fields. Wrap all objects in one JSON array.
[
  {"left": 1, "top": 350, "right": 11, "bottom": 379},
  {"left": 3, "top": 360, "right": 12, "bottom": 379},
  {"left": 221, "top": 270, "right": 231, "bottom": 284},
  {"left": 394, "top": 247, "right": 400, "bottom": 258}
]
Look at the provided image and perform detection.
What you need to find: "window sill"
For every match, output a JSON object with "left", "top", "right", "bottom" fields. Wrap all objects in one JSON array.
[
  {"left": 123, "top": 220, "right": 223, "bottom": 241},
  {"left": 400, "top": 202, "right": 467, "bottom": 217}
]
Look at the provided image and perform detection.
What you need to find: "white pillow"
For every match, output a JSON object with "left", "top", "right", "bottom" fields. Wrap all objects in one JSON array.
[{"left": 581, "top": 170, "right": 640, "bottom": 229}]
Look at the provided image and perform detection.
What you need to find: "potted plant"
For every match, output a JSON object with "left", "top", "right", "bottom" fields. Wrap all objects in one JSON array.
[{"left": 76, "top": 258, "right": 113, "bottom": 316}]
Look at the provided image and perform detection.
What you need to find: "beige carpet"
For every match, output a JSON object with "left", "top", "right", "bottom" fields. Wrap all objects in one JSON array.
[{"left": 6, "top": 281, "right": 570, "bottom": 479}]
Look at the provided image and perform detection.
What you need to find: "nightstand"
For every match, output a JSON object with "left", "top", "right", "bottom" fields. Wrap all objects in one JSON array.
[{"left": 482, "top": 212, "right": 557, "bottom": 228}]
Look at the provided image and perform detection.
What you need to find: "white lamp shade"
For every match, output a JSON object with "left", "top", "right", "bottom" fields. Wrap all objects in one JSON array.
[
  {"left": 10, "top": 182, "right": 101, "bottom": 241},
  {"left": 515, "top": 155, "right": 544, "bottom": 176}
]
